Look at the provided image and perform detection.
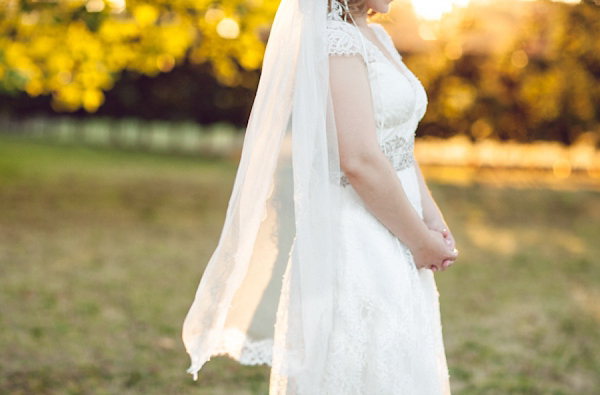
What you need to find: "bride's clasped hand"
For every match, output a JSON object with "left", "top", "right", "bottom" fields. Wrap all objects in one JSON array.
[{"left": 411, "top": 227, "right": 458, "bottom": 272}]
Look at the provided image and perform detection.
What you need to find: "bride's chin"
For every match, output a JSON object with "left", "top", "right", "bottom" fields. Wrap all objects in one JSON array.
[{"left": 375, "top": 2, "right": 391, "bottom": 13}]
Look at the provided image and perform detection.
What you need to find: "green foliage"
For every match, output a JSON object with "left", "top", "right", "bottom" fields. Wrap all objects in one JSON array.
[{"left": 0, "top": 0, "right": 277, "bottom": 112}]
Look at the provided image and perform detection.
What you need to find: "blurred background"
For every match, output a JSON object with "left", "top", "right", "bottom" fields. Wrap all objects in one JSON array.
[{"left": 0, "top": 0, "right": 599, "bottom": 394}]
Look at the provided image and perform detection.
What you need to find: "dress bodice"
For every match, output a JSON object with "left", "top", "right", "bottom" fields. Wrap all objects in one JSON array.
[{"left": 327, "top": 19, "right": 428, "bottom": 185}]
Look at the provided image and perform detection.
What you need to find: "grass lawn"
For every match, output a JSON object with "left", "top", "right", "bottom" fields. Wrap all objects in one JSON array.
[{"left": 1, "top": 136, "right": 599, "bottom": 394}]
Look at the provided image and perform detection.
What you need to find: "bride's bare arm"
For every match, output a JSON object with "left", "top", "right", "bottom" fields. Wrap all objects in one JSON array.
[
  {"left": 414, "top": 162, "right": 456, "bottom": 249},
  {"left": 329, "top": 55, "right": 457, "bottom": 271}
]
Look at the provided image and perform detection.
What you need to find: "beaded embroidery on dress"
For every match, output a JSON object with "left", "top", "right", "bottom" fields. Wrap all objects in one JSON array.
[{"left": 319, "top": 13, "right": 452, "bottom": 395}]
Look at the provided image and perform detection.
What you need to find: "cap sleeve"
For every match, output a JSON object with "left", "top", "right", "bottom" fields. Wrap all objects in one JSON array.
[{"left": 326, "top": 20, "right": 369, "bottom": 62}]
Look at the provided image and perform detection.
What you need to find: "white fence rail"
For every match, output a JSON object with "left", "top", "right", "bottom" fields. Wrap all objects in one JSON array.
[
  {"left": 0, "top": 115, "right": 243, "bottom": 157},
  {"left": 1, "top": 115, "right": 599, "bottom": 179}
]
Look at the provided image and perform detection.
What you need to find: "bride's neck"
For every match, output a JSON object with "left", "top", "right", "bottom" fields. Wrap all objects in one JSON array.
[{"left": 351, "top": 13, "right": 368, "bottom": 28}]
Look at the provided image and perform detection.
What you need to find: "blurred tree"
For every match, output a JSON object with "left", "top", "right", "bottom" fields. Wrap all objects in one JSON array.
[
  {"left": 401, "top": 0, "right": 600, "bottom": 144},
  {"left": 517, "top": 0, "right": 600, "bottom": 144},
  {"left": 0, "top": 0, "right": 277, "bottom": 112}
]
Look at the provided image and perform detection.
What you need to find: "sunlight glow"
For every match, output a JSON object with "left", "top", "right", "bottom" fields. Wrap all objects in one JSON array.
[
  {"left": 409, "top": 0, "right": 582, "bottom": 20},
  {"left": 410, "top": 0, "right": 470, "bottom": 20}
]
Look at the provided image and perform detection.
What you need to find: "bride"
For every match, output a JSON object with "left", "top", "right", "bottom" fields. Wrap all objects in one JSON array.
[{"left": 183, "top": 0, "right": 458, "bottom": 393}]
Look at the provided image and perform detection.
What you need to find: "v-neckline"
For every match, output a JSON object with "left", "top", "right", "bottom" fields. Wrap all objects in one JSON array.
[{"left": 358, "top": 24, "right": 410, "bottom": 82}]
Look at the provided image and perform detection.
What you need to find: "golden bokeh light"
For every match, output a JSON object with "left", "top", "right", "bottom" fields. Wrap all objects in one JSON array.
[
  {"left": 57, "top": 70, "right": 72, "bottom": 85},
  {"left": 418, "top": 24, "right": 437, "bottom": 41},
  {"left": 553, "top": 158, "right": 572, "bottom": 179},
  {"left": 86, "top": 0, "right": 105, "bottom": 13},
  {"left": 82, "top": 89, "right": 105, "bottom": 112},
  {"left": 511, "top": 50, "right": 529, "bottom": 68},
  {"left": 157, "top": 54, "right": 175, "bottom": 72},
  {"left": 205, "top": 8, "right": 225, "bottom": 24},
  {"left": 471, "top": 119, "right": 493, "bottom": 140},
  {"left": 133, "top": 4, "right": 159, "bottom": 27},
  {"left": 216, "top": 18, "right": 240, "bottom": 40},
  {"left": 107, "top": 0, "right": 126, "bottom": 13},
  {"left": 444, "top": 42, "right": 463, "bottom": 60}
]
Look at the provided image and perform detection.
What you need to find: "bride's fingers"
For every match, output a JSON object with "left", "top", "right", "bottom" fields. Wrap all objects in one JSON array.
[
  {"left": 449, "top": 247, "right": 458, "bottom": 260},
  {"left": 442, "top": 259, "right": 453, "bottom": 270},
  {"left": 448, "top": 235, "right": 457, "bottom": 250},
  {"left": 441, "top": 229, "right": 456, "bottom": 249}
]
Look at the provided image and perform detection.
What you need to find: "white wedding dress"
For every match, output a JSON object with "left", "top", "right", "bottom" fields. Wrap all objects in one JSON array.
[
  {"left": 182, "top": 14, "right": 452, "bottom": 395},
  {"left": 315, "top": 19, "right": 452, "bottom": 394}
]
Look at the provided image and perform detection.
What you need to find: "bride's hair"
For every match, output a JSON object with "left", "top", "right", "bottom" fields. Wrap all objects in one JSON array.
[{"left": 329, "top": 0, "right": 370, "bottom": 19}]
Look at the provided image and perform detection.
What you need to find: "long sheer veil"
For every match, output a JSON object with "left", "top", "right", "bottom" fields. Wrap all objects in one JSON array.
[{"left": 182, "top": 0, "right": 340, "bottom": 392}]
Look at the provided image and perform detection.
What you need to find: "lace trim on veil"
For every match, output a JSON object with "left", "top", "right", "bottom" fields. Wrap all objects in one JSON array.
[{"left": 212, "top": 328, "right": 274, "bottom": 366}]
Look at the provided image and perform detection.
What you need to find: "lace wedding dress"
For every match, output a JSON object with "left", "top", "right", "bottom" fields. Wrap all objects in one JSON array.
[
  {"left": 315, "top": 19, "right": 452, "bottom": 394},
  {"left": 183, "top": 13, "right": 452, "bottom": 395}
]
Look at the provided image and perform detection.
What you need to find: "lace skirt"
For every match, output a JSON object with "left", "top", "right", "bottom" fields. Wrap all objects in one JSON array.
[{"left": 318, "top": 166, "right": 451, "bottom": 395}]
